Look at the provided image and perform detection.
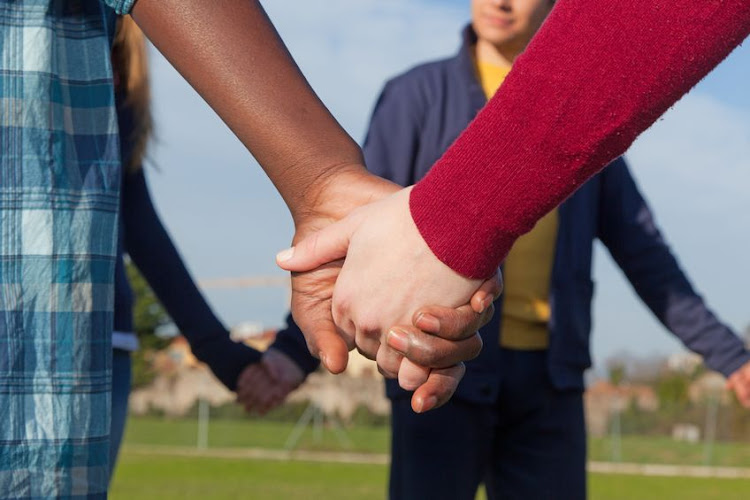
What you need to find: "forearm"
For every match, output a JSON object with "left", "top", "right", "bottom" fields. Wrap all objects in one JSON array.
[
  {"left": 612, "top": 249, "right": 747, "bottom": 376},
  {"left": 410, "top": 0, "right": 750, "bottom": 278},
  {"left": 124, "top": 172, "right": 259, "bottom": 389},
  {"left": 635, "top": 264, "right": 749, "bottom": 377},
  {"left": 131, "top": 237, "right": 261, "bottom": 389},
  {"left": 676, "top": 311, "right": 750, "bottom": 378},
  {"left": 132, "top": 239, "right": 261, "bottom": 389},
  {"left": 631, "top": 266, "right": 750, "bottom": 376},
  {"left": 130, "top": 0, "right": 365, "bottom": 220},
  {"left": 600, "top": 162, "right": 750, "bottom": 378},
  {"left": 650, "top": 286, "right": 750, "bottom": 377}
]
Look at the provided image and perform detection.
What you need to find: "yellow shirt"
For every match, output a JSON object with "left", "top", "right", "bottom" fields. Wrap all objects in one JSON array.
[
  {"left": 475, "top": 60, "right": 511, "bottom": 101},
  {"left": 475, "top": 58, "right": 558, "bottom": 350}
]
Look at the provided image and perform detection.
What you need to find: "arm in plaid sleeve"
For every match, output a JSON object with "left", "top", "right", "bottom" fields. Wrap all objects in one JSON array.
[{"left": 103, "top": 0, "right": 136, "bottom": 15}]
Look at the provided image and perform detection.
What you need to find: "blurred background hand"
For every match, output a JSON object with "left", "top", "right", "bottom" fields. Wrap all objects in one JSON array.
[
  {"left": 236, "top": 348, "right": 306, "bottom": 415},
  {"left": 727, "top": 361, "right": 750, "bottom": 408}
]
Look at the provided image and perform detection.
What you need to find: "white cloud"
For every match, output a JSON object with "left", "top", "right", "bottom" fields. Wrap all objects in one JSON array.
[{"left": 629, "top": 93, "right": 750, "bottom": 213}]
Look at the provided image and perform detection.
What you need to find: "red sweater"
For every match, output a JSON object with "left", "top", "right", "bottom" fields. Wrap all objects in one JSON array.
[{"left": 409, "top": 0, "right": 750, "bottom": 279}]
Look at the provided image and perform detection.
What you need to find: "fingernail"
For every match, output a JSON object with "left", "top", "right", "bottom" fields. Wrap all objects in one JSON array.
[
  {"left": 415, "top": 313, "right": 440, "bottom": 333},
  {"left": 387, "top": 329, "right": 409, "bottom": 354},
  {"left": 415, "top": 396, "right": 438, "bottom": 413},
  {"left": 276, "top": 247, "right": 295, "bottom": 262}
]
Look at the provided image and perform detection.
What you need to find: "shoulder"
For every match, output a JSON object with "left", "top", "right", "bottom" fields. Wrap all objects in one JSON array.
[
  {"left": 379, "top": 56, "right": 459, "bottom": 104},
  {"left": 389, "top": 56, "right": 457, "bottom": 85}
]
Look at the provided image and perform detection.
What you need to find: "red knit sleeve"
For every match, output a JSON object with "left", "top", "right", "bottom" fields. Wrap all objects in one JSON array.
[{"left": 409, "top": 0, "right": 750, "bottom": 279}]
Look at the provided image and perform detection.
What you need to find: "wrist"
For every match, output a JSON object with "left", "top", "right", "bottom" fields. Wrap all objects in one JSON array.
[{"left": 292, "top": 166, "right": 399, "bottom": 234}]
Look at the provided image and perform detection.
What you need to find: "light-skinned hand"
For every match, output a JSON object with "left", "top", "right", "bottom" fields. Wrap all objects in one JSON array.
[{"left": 279, "top": 186, "right": 500, "bottom": 411}]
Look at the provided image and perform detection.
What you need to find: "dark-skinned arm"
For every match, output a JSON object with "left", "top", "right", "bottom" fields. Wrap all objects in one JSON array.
[{"left": 129, "top": 0, "right": 373, "bottom": 222}]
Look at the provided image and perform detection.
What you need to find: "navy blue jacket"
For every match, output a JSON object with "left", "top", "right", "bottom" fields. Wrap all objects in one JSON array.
[
  {"left": 113, "top": 94, "right": 260, "bottom": 391},
  {"left": 274, "top": 27, "right": 750, "bottom": 403}
]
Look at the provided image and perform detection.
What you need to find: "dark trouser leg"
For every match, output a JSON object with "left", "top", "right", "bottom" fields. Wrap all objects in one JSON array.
[
  {"left": 484, "top": 350, "right": 586, "bottom": 500},
  {"left": 109, "top": 349, "right": 132, "bottom": 484},
  {"left": 389, "top": 397, "right": 495, "bottom": 500}
]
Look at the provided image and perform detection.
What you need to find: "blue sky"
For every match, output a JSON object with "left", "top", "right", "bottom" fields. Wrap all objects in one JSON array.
[{"left": 144, "top": 0, "right": 750, "bottom": 368}]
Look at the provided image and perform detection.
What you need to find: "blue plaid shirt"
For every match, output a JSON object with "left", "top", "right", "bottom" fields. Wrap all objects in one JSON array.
[{"left": 1, "top": 0, "right": 135, "bottom": 497}]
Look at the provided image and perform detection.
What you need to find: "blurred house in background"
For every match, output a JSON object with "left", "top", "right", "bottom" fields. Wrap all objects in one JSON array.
[
  {"left": 584, "top": 380, "right": 659, "bottom": 437},
  {"left": 129, "top": 327, "right": 388, "bottom": 420},
  {"left": 130, "top": 326, "right": 745, "bottom": 444}
]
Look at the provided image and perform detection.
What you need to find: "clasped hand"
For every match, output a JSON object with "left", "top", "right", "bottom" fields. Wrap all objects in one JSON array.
[{"left": 279, "top": 171, "right": 500, "bottom": 412}]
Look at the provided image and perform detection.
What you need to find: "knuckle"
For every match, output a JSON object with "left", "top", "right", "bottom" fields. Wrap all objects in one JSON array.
[
  {"left": 357, "top": 311, "right": 382, "bottom": 339},
  {"left": 423, "top": 340, "right": 455, "bottom": 366},
  {"left": 451, "top": 314, "right": 478, "bottom": 340},
  {"left": 377, "top": 364, "right": 398, "bottom": 379},
  {"left": 342, "top": 333, "right": 357, "bottom": 351},
  {"left": 405, "top": 347, "right": 428, "bottom": 366},
  {"left": 406, "top": 336, "right": 436, "bottom": 363},
  {"left": 377, "top": 347, "right": 403, "bottom": 373},
  {"left": 356, "top": 343, "right": 377, "bottom": 361},
  {"left": 355, "top": 331, "right": 380, "bottom": 359},
  {"left": 445, "top": 313, "right": 464, "bottom": 336},
  {"left": 332, "top": 297, "right": 350, "bottom": 324}
]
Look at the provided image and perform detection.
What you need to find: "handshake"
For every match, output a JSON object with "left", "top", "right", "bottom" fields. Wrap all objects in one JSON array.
[
  {"left": 263, "top": 169, "right": 502, "bottom": 414},
  {"left": 236, "top": 348, "right": 306, "bottom": 415}
]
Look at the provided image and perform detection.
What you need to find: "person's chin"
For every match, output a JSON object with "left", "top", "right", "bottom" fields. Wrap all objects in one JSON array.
[{"left": 477, "top": 26, "right": 514, "bottom": 45}]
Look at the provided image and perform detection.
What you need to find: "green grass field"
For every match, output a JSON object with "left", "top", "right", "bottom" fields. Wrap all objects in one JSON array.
[
  {"left": 589, "top": 434, "right": 750, "bottom": 467},
  {"left": 123, "top": 416, "right": 750, "bottom": 467},
  {"left": 110, "top": 452, "right": 750, "bottom": 500},
  {"left": 109, "top": 417, "right": 750, "bottom": 499},
  {"left": 111, "top": 454, "right": 388, "bottom": 500},
  {"left": 122, "top": 416, "right": 390, "bottom": 453}
]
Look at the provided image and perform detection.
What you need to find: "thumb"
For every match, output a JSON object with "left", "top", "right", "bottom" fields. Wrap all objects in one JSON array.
[
  {"left": 276, "top": 217, "right": 357, "bottom": 272},
  {"left": 303, "top": 317, "right": 350, "bottom": 374}
]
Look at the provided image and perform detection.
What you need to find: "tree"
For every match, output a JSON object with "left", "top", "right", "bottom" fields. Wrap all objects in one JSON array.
[
  {"left": 655, "top": 372, "right": 690, "bottom": 413},
  {"left": 126, "top": 260, "right": 171, "bottom": 388},
  {"left": 126, "top": 260, "right": 169, "bottom": 337},
  {"left": 608, "top": 362, "right": 626, "bottom": 387}
]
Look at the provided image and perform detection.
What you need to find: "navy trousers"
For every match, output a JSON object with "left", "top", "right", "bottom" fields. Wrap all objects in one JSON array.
[
  {"left": 110, "top": 349, "right": 132, "bottom": 483},
  {"left": 389, "top": 349, "right": 586, "bottom": 500}
]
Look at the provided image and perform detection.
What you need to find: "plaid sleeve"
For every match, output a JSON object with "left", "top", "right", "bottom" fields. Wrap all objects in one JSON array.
[
  {"left": 0, "top": 1, "right": 122, "bottom": 497},
  {"left": 101, "top": 0, "right": 137, "bottom": 15}
]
